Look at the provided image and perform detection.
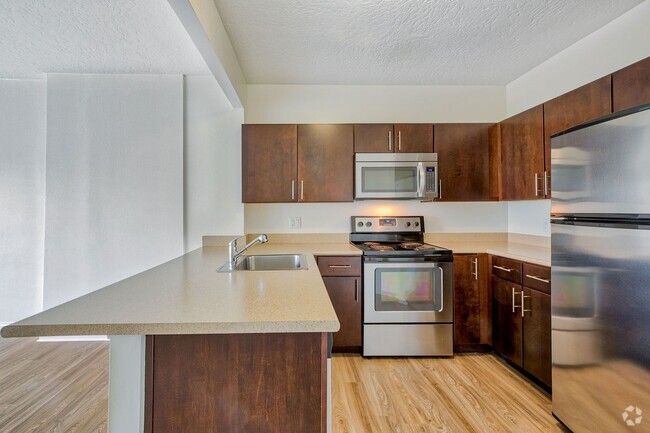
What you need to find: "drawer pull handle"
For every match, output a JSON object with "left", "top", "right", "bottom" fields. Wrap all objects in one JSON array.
[
  {"left": 494, "top": 265, "right": 513, "bottom": 273},
  {"left": 329, "top": 265, "right": 352, "bottom": 268},
  {"left": 525, "top": 274, "right": 550, "bottom": 284}
]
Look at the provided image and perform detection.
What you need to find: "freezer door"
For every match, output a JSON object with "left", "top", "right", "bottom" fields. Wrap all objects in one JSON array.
[
  {"left": 551, "top": 222, "right": 650, "bottom": 432},
  {"left": 551, "top": 108, "right": 650, "bottom": 216}
]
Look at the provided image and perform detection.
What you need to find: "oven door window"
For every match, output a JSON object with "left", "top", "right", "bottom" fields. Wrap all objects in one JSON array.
[
  {"left": 361, "top": 166, "right": 417, "bottom": 193},
  {"left": 375, "top": 267, "right": 442, "bottom": 312}
]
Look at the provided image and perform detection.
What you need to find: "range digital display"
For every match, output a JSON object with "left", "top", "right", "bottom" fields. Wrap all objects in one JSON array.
[{"left": 379, "top": 218, "right": 396, "bottom": 226}]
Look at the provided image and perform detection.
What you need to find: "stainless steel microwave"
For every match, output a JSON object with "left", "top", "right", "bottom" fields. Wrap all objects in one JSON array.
[{"left": 355, "top": 153, "right": 439, "bottom": 200}]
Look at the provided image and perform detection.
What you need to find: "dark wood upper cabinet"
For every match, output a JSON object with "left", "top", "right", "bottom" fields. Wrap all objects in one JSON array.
[
  {"left": 499, "top": 105, "right": 545, "bottom": 201},
  {"left": 354, "top": 124, "right": 394, "bottom": 152},
  {"left": 354, "top": 124, "right": 432, "bottom": 153},
  {"left": 613, "top": 56, "right": 650, "bottom": 112},
  {"left": 298, "top": 124, "right": 354, "bottom": 202},
  {"left": 242, "top": 124, "right": 297, "bottom": 203},
  {"left": 435, "top": 124, "right": 491, "bottom": 201},
  {"left": 544, "top": 76, "right": 612, "bottom": 196},
  {"left": 394, "top": 124, "right": 433, "bottom": 153}
]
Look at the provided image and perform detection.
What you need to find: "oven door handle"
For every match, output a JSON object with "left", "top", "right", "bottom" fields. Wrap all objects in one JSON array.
[{"left": 437, "top": 266, "right": 444, "bottom": 312}]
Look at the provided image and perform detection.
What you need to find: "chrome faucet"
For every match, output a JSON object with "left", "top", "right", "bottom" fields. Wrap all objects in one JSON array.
[{"left": 228, "top": 234, "right": 268, "bottom": 269}]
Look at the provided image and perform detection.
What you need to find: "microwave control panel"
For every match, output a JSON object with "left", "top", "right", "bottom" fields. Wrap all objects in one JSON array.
[{"left": 425, "top": 166, "right": 437, "bottom": 193}]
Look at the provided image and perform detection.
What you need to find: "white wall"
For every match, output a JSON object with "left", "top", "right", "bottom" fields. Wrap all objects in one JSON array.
[
  {"left": 183, "top": 75, "right": 244, "bottom": 251},
  {"left": 246, "top": 85, "right": 505, "bottom": 124},
  {"left": 507, "top": 1, "right": 650, "bottom": 116},
  {"left": 43, "top": 74, "right": 185, "bottom": 309},
  {"left": 0, "top": 79, "right": 46, "bottom": 323},
  {"left": 246, "top": 202, "right": 508, "bottom": 234},
  {"left": 508, "top": 201, "right": 551, "bottom": 237}
]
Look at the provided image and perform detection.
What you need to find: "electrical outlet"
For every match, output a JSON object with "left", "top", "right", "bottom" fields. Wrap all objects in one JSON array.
[{"left": 289, "top": 217, "right": 302, "bottom": 229}]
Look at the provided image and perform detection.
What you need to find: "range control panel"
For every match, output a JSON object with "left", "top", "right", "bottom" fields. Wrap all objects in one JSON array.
[{"left": 351, "top": 216, "right": 424, "bottom": 233}]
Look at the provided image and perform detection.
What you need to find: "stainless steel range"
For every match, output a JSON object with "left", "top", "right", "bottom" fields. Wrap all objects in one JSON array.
[{"left": 350, "top": 216, "right": 453, "bottom": 356}]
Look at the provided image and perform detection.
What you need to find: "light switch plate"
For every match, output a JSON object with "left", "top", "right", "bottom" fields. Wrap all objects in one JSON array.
[{"left": 289, "top": 217, "right": 302, "bottom": 229}]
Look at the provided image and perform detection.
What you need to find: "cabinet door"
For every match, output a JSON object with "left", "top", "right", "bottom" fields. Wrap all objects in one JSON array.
[
  {"left": 298, "top": 124, "right": 354, "bottom": 202},
  {"left": 612, "top": 56, "right": 650, "bottom": 112},
  {"left": 394, "top": 124, "right": 433, "bottom": 153},
  {"left": 544, "top": 76, "right": 612, "bottom": 196},
  {"left": 354, "top": 124, "right": 394, "bottom": 153},
  {"left": 523, "top": 287, "right": 551, "bottom": 387},
  {"left": 499, "top": 105, "right": 544, "bottom": 201},
  {"left": 435, "top": 124, "right": 491, "bottom": 201},
  {"left": 454, "top": 255, "right": 479, "bottom": 348},
  {"left": 492, "top": 276, "right": 523, "bottom": 367},
  {"left": 242, "top": 124, "right": 297, "bottom": 203},
  {"left": 322, "top": 276, "right": 362, "bottom": 351}
]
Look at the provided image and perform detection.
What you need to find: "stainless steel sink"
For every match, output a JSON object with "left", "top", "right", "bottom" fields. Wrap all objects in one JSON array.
[{"left": 218, "top": 254, "right": 308, "bottom": 272}]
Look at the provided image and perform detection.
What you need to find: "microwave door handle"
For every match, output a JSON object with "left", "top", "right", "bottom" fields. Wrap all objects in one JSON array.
[{"left": 417, "top": 163, "right": 425, "bottom": 197}]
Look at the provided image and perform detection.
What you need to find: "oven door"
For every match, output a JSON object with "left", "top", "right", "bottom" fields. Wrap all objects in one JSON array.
[{"left": 364, "top": 259, "right": 453, "bottom": 323}]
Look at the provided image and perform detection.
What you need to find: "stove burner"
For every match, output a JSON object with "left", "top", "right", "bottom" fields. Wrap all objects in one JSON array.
[
  {"left": 399, "top": 242, "right": 423, "bottom": 249},
  {"left": 370, "top": 245, "right": 394, "bottom": 251}
]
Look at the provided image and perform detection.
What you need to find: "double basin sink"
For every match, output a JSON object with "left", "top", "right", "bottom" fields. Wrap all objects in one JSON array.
[{"left": 219, "top": 254, "right": 308, "bottom": 272}]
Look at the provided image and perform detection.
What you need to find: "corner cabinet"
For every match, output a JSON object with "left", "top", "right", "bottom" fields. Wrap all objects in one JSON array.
[
  {"left": 317, "top": 256, "right": 362, "bottom": 352},
  {"left": 491, "top": 256, "right": 551, "bottom": 388},
  {"left": 354, "top": 124, "right": 433, "bottom": 153},
  {"left": 499, "top": 105, "right": 545, "bottom": 201},
  {"left": 453, "top": 254, "right": 491, "bottom": 352},
  {"left": 242, "top": 124, "right": 354, "bottom": 203},
  {"left": 435, "top": 124, "right": 492, "bottom": 201}
]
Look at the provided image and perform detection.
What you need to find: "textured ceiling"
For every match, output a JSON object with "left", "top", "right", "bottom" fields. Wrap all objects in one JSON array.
[
  {"left": 213, "top": 0, "right": 643, "bottom": 85},
  {"left": 0, "top": 0, "right": 210, "bottom": 78}
]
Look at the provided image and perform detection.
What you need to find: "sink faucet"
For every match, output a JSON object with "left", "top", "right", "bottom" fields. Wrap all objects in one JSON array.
[{"left": 228, "top": 234, "right": 268, "bottom": 269}]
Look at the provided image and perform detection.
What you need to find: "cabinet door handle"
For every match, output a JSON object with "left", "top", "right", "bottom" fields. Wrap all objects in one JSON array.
[
  {"left": 291, "top": 180, "right": 295, "bottom": 201},
  {"left": 398, "top": 130, "right": 402, "bottom": 151},
  {"left": 525, "top": 274, "right": 550, "bottom": 284},
  {"left": 512, "top": 287, "right": 522, "bottom": 313},
  {"left": 521, "top": 292, "right": 532, "bottom": 317},
  {"left": 328, "top": 265, "right": 351, "bottom": 268},
  {"left": 534, "top": 173, "right": 541, "bottom": 197},
  {"left": 494, "top": 265, "right": 513, "bottom": 273},
  {"left": 354, "top": 279, "right": 358, "bottom": 302},
  {"left": 472, "top": 258, "right": 478, "bottom": 280},
  {"left": 543, "top": 170, "right": 549, "bottom": 197},
  {"left": 388, "top": 130, "right": 392, "bottom": 151},
  {"left": 438, "top": 179, "right": 442, "bottom": 200},
  {"left": 300, "top": 180, "right": 304, "bottom": 201}
]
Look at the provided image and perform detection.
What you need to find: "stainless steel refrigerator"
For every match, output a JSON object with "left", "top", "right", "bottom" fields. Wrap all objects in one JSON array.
[{"left": 551, "top": 105, "right": 650, "bottom": 433}]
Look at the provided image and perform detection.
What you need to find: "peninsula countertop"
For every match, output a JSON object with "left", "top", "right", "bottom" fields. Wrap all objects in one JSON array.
[{"left": 1, "top": 243, "right": 361, "bottom": 338}]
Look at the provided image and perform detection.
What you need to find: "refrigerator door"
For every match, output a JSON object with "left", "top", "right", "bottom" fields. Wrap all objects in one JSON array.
[
  {"left": 552, "top": 222, "right": 650, "bottom": 433},
  {"left": 551, "top": 108, "right": 650, "bottom": 217}
]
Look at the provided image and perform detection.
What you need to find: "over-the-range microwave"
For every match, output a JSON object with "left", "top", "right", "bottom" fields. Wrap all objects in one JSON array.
[{"left": 355, "top": 153, "right": 439, "bottom": 200}]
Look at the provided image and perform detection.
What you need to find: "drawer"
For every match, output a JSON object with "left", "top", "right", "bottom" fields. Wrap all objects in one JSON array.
[
  {"left": 522, "top": 263, "right": 551, "bottom": 295},
  {"left": 317, "top": 256, "right": 362, "bottom": 277},
  {"left": 491, "top": 256, "right": 522, "bottom": 284}
]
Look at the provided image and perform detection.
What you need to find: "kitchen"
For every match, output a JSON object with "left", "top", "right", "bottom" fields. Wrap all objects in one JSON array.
[{"left": 1, "top": 1, "right": 649, "bottom": 432}]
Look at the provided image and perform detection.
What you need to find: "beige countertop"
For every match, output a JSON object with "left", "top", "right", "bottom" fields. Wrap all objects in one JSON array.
[
  {"left": 1, "top": 243, "right": 361, "bottom": 338},
  {"left": 435, "top": 241, "right": 551, "bottom": 266}
]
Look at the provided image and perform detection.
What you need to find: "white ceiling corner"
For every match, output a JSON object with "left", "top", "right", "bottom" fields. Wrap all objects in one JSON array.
[
  {"left": 213, "top": 0, "right": 643, "bottom": 85},
  {"left": 0, "top": 0, "right": 210, "bottom": 78}
]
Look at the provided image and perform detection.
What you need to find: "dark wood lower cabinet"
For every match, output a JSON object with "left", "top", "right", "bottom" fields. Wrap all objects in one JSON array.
[
  {"left": 492, "top": 276, "right": 523, "bottom": 367},
  {"left": 322, "top": 276, "right": 361, "bottom": 351},
  {"left": 453, "top": 254, "right": 490, "bottom": 352},
  {"left": 522, "top": 288, "right": 552, "bottom": 387},
  {"left": 146, "top": 333, "right": 327, "bottom": 433}
]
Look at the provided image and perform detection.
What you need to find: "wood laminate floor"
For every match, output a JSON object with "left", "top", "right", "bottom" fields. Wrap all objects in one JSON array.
[
  {"left": 0, "top": 337, "right": 108, "bottom": 433},
  {"left": 0, "top": 338, "right": 567, "bottom": 433}
]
